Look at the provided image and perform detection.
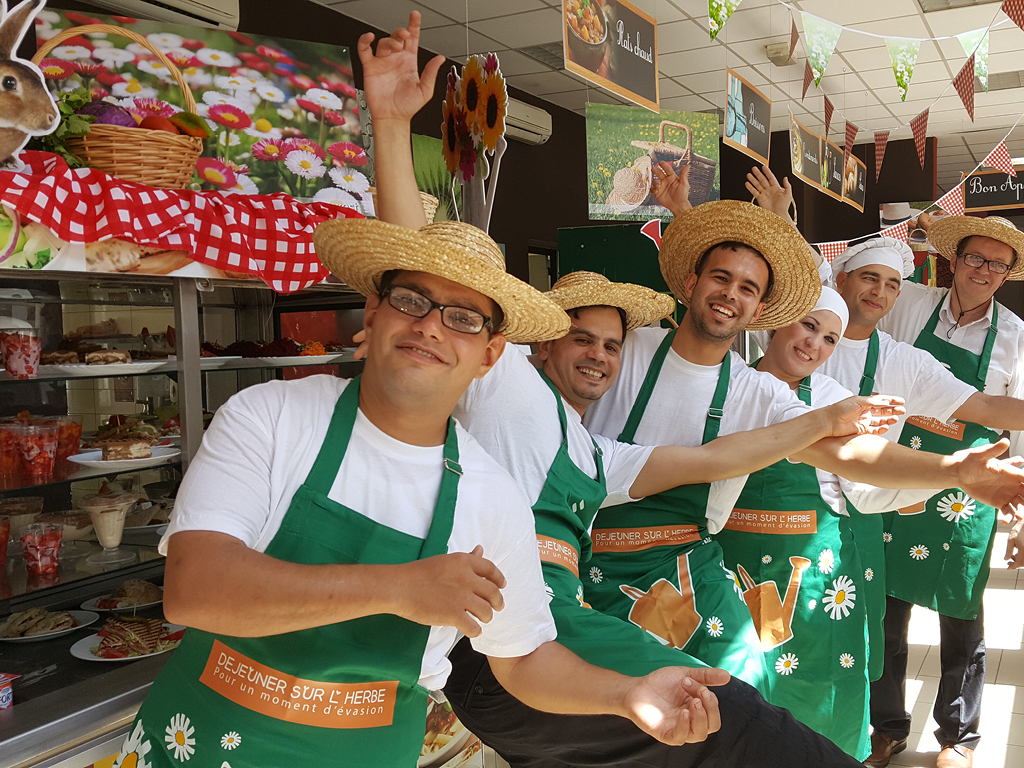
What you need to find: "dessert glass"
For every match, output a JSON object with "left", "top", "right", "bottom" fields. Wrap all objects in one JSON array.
[
  {"left": 80, "top": 493, "right": 138, "bottom": 565},
  {"left": 10, "top": 425, "right": 58, "bottom": 479},
  {"left": 1, "top": 329, "right": 41, "bottom": 379},
  {"left": 20, "top": 522, "right": 62, "bottom": 576}
]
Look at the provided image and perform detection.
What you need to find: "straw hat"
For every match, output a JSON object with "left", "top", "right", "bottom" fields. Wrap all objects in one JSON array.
[
  {"left": 314, "top": 218, "right": 571, "bottom": 343},
  {"left": 659, "top": 200, "right": 822, "bottom": 331},
  {"left": 928, "top": 215, "right": 1024, "bottom": 280},
  {"left": 546, "top": 271, "right": 676, "bottom": 331}
]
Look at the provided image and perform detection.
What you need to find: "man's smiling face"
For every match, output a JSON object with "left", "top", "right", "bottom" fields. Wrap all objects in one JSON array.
[
  {"left": 683, "top": 244, "right": 769, "bottom": 342},
  {"left": 836, "top": 264, "right": 902, "bottom": 331},
  {"left": 950, "top": 235, "right": 1016, "bottom": 309},
  {"left": 538, "top": 305, "right": 624, "bottom": 415}
]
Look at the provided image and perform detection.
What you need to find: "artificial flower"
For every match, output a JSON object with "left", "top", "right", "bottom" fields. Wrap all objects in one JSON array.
[
  {"left": 478, "top": 67, "right": 507, "bottom": 152},
  {"left": 460, "top": 55, "right": 485, "bottom": 128},
  {"left": 441, "top": 89, "right": 462, "bottom": 176}
]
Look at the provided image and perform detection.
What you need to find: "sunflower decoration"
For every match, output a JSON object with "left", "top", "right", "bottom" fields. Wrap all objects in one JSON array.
[
  {"left": 441, "top": 87, "right": 462, "bottom": 176},
  {"left": 479, "top": 67, "right": 508, "bottom": 153},
  {"left": 461, "top": 56, "right": 486, "bottom": 126}
]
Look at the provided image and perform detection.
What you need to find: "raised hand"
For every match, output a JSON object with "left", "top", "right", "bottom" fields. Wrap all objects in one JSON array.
[
  {"left": 954, "top": 440, "right": 1024, "bottom": 514},
  {"left": 357, "top": 11, "right": 444, "bottom": 124},
  {"left": 390, "top": 545, "right": 506, "bottom": 638},
  {"left": 651, "top": 161, "right": 691, "bottom": 216},
  {"left": 1006, "top": 515, "right": 1024, "bottom": 568},
  {"left": 622, "top": 666, "right": 729, "bottom": 745},
  {"left": 745, "top": 165, "right": 796, "bottom": 225},
  {"left": 825, "top": 395, "right": 906, "bottom": 437}
]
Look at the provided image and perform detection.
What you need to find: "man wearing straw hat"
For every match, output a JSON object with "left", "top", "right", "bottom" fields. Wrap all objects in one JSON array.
[{"left": 847, "top": 218, "right": 1024, "bottom": 768}]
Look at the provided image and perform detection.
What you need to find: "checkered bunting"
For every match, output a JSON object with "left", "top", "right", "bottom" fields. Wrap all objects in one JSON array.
[
  {"left": 937, "top": 185, "right": 965, "bottom": 216},
  {"left": 983, "top": 140, "right": 1017, "bottom": 177},
  {"left": 0, "top": 151, "right": 363, "bottom": 293},
  {"left": 789, "top": 17, "right": 800, "bottom": 60},
  {"left": 954, "top": 55, "right": 975, "bottom": 121},
  {"left": 874, "top": 131, "right": 890, "bottom": 181},
  {"left": 818, "top": 240, "right": 849, "bottom": 263},
  {"left": 844, "top": 121, "right": 859, "bottom": 166},
  {"left": 802, "top": 60, "right": 814, "bottom": 100},
  {"left": 911, "top": 109, "right": 929, "bottom": 169},
  {"left": 1004, "top": 0, "right": 1024, "bottom": 31},
  {"left": 824, "top": 96, "right": 834, "bottom": 136},
  {"left": 881, "top": 219, "right": 910, "bottom": 242}
]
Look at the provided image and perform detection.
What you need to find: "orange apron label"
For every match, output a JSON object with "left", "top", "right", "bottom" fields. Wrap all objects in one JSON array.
[
  {"left": 537, "top": 535, "right": 580, "bottom": 576},
  {"left": 905, "top": 415, "right": 966, "bottom": 441},
  {"left": 200, "top": 639, "right": 398, "bottom": 729},
  {"left": 592, "top": 525, "right": 701, "bottom": 553},
  {"left": 898, "top": 501, "right": 926, "bottom": 515},
  {"left": 724, "top": 509, "right": 818, "bottom": 535}
]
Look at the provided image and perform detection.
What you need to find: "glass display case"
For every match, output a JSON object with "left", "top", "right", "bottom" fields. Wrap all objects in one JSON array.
[{"left": 0, "top": 270, "right": 365, "bottom": 768}]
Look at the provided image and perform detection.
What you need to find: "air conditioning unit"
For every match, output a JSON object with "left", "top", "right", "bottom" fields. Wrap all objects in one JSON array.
[
  {"left": 88, "top": 0, "right": 239, "bottom": 30},
  {"left": 505, "top": 97, "right": 552, "bottom": 146}
]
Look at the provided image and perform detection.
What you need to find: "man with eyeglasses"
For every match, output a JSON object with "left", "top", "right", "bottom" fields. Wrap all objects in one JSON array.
[{"left": 848, "top": 217, "right": 1024, "bottom": 768}]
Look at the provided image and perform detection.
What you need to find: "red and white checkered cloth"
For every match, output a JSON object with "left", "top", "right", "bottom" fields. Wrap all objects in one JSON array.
[
  {"left": 802, "top": 60, "right": 814, "bottom": 101},
  {"left": 954, "top": 55, "right": 975, "bottom": 122},
  {"left": 844, "top": 121, "right": 859, "bottom": 166},
  {"left": 824, "top": 96, "right": 834, "bottom": 137},
  {"left": 818, "top": 240, "right": 849, "bottom": 263},
  {"left": 911, "top": 109, "right": 929, "bottom": 169},
  {"left": 984, "top": 140, "right": 1017, "bottom": 177},
  {"left": 937, "top": 185, "right": 966, "bottom": 216},
  {"left": 1004, "top": 0, "right": 1024, "bottom": 31},
  {"left": 881, "top": 219, "right": 911, "bottom": 243},
  {"left": 0, "top": 151, "right": 363, "bottom": 293},
  {"left": 874, "top": 131, "right": 890, "bottom": 181},
  {"left": 789, "top": 17, "right": 800, "bottom": 60}
]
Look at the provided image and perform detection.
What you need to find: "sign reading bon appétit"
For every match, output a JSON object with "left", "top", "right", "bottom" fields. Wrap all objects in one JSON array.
[
  {"left": 962, "top": 167, "right": 1024, "bottom": 212},
  {"left": 563, "top": 0, "right": 659, "bottom": 112}
]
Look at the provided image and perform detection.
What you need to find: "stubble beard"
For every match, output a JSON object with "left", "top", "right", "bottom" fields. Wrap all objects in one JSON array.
[{"left": 689, "top": 304, "right": 746, "bottom": 344}]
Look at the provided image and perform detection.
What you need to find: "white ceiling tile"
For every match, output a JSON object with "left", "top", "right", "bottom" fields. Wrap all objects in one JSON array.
[
  {"left": 657, "top": 20, "right": 711, "bottom": 55},
  {"left": 486, "top": 49, "right": 553, "bottom": 77},
  {"left": 686, "top": 70, "right": 728, "bottom": 94},
  {"left": 473, "top": 7, "right": 562, "bottom": 49},
  {"left": 659, "top": 46, "right": 727, "bottom": 76},
  {"left": 418, "top": 24, "right": 503, "bottom": 58},
  {"left": 332, "top": 0, "right": 451, "bottom": 31},
  {"left": 417, "top": 0, "right": 546, "bottom": 23},
  {"left": 658, "top": 77, "right": 693, "bottom": 98},
  {"left": 660, "top": 94, "right": 720, "bottom": 113},
  {"left": 508, "top": 69, "right": 583, "bottom": 95}
]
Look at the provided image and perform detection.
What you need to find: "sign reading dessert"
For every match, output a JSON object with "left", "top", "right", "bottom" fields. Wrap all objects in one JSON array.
[
  {"left": 723, "top": 69, "right": 771, "bottom": 166},
  {"left": 961, "top": 167, "right": 1024, "bottom": 212},
  {"left": 564, "top": 0, "right": 659, "bottom": 112}
]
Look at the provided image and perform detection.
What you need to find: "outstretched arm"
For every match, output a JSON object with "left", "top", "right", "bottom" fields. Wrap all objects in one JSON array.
[
  {"left": 953, "top": 392, "right": 1024, "bottom": 434},
  {"left": 489, "top": 644, "right": 729, "bottom": 745},
  {"left": 629, "top": 395, "right": 904, "bottom": 498},
  {"left": 357, "top": 11, "right": 444, "bottom": 229}
]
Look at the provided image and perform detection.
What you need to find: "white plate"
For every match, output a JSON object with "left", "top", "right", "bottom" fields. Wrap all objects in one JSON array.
[
  {"left": 81, "top": 595, "right": 163, "bottom": 613},
  {"left": 44, "top": 362, "right": 169, "bottom": 377},
  {"left": 199, "top": 356, "right": 241, "bottom": 370},
  {"left": 0, "top": 610, "right": 99, "bottom": 643},
  {"left": 67, "top": 446, "right": 181, "bottom": 470},
  {"left": 255, "top": 355, "right": 342, "bottom": 365},
  {"left": 70, "top": 623, "right": 185, "bottom": 662},
  {"left": 418, "top": 720, "right": 472, "bottom": 768}
]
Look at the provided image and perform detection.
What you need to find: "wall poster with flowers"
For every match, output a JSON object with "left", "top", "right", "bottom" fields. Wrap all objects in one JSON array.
[{"left": 37, "top": 9, "right": 370, "bottom": 212}]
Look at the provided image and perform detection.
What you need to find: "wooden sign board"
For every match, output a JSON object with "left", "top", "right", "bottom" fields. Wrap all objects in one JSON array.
[
  {"left": 820, "top": 139, "right": 844, "bottom": 200},
  {"left": 842, "top": 152, "right": 867, "bottom": 213},
  {"left": 789, "top": 114, "right": 822, "bottom": 191},
  {"left": 724, "top": 68, "right": 771, "bottom": 166},
  {"left": 962, "top": 167, "right": 1024, "bottom": 212}
]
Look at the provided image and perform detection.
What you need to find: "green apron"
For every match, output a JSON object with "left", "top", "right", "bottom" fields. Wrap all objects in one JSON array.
[
  {"left": 584, "top": 331, "right": 769, "bottom": 693},
  {"left": 116, "top": 378, "right": 461, "bottom": 768},
  {"left": 840, "top": 330, "right": 888, "bottom": 682},
  {"left": 715, "top": 372, "right": 870, "bottom": 760},
  {"left": 884, "top": 297, "right": 1000, "bottom": 620},
  {"left": 533, "top": 374, "right": 708, "bottom": 677}
]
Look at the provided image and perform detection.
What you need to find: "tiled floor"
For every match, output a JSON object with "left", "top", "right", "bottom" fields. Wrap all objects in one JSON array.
[{"left": 890, "top": 524, "right": 1024, "bottom": 767}]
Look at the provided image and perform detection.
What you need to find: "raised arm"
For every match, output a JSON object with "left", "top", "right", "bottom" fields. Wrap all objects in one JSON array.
[
  {"left": 629, "top": 395, "right": 904, "bottom": 498},
  {"left": 745, "top": 164, "right": 796, "bottom": 226},
  {"left": 358, "top": 11, "right": 443, "bottom": 229},
  {"left": 952, "top": 391, "right": 1024, "bottom": 434}
]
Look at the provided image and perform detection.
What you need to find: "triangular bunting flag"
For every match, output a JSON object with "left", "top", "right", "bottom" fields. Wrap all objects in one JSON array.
[
  {"left": 802, "top": 60, "right": 814, "bottom": 100},
  {"left": 958, "top": 29, "right": 989, "bottom": 91},
  {"left": 983, "top": 140, "right": 1017, "bottom": 177},
  {"left": 911, "top": 109, "right": 929, "bottom": 169},
  {"left": 789, "top": 17, "right": 800, "bottom": 60},
  {"left": 818, "top": 241, "right": 849, "bottom": 263},
  {"left": 936, "top": 185, "right": 965, "bottom": 217},
  {"left": 709, "top": 0, "right": 743, "bottom": 41},
  {"left": 885, "top": 37, "right": 921, "bottom": 101},
  {"left": 954, "top": 55, "right": 975, "bottom": 121},
  {"left": 824, "top": 96, "right": 834, "bottom": 136},
  {"left": 844, "top": 121, "right": 859, "bottom": 166},
  {"left": 801, "top": 13, "right": 842, "bottom": 85},
  {"left": 874, "top": 131, "right": 890, "bottom": 181},
  {"left": 881, "top": 219, "right": 910, "bottom": 243},
  {"left": 1004, "top": 0, "right": 1024, "bottom": 32}
]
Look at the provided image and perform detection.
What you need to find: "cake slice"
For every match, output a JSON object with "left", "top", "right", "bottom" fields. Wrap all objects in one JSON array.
[
  {"left": 85, "top": 350, "right": 132, "bottom": 365},
  {"left": 102, "top": 439, "right": 152, "bottom": 461}
]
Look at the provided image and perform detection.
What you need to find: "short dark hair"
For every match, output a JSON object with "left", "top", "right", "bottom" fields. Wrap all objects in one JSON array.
[
  {"left": 955, "top": 235, "right": 1019, "bottom": 266},
  {"left": 377, "top": 269, "right": 505, "bottom": 335},
  {"left": 694, "top": 241, "right": 775, "bottom": 301},
  {"left": 567, "top": 305, "right": 628, "bottom": 341}
]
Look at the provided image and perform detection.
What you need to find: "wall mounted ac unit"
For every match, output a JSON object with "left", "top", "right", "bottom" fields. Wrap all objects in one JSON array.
[
  {"left": 505, "top": 97, "right": 552, "bottom": 146},
  {"left": 88, "top": 0, "right": 239, "bottom": 30}
]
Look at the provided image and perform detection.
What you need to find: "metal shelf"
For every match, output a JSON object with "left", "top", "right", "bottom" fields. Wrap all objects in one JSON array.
[{"left": 0, "top": 458, "right": 183, "bottom": 494}]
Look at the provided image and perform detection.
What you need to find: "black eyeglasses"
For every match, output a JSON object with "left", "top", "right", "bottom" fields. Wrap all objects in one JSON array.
[
  {"left": 959, "top": 253, "right": 1015, "bottom": 275},
  {"left": 383, "top": 285, "right": 492, "bottom": 335}
]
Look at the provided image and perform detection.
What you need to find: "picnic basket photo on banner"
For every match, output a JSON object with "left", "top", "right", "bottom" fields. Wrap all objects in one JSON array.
[
  {"left": 631, "top": 121, "right": 717, "bottom": 206},
  {"left": 32, "top": 24, "right": 203, "bottom": 189}
]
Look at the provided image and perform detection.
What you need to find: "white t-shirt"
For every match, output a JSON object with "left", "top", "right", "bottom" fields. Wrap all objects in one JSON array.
[
  {"left": 584, "top": 327, "right": 810, "bottom": 533},
  {"left": 817, "top": 329, "right": 976, "bottom": 443},
  {"left": 454, "top": 346, "right": 653, "bottom": 513},
  {"left": 162, "top": 376, "right": 557, "bottom": 691},
  {"left": 880, "top": 281, "right": 1024, "bottom": 456}
]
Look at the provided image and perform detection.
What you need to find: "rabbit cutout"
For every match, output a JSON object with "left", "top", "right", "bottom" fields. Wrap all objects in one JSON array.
[{"left": 0, "top": 0, "right": 58, "bottom": 168}]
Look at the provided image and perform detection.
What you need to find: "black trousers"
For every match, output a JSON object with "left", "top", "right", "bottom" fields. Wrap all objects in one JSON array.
[
  {"left": 870, "top": 596, "right": 986, "bottom": 749},
  {"left": 443, "top": 637, "right": 863, "bottom": 768}
]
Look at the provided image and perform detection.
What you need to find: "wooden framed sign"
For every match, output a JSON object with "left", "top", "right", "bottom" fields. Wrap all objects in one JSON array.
[
  {"left": 563, "top": 0, "right": 659, "bottom": 112},
  {"left": 820, "top": 139, "right": 844, "bottom": 200},
  {"left": 724, "top": 68, "right": 771, "bottom": 166},
  {"left": 789, "top": 114, "right": 822, "bottom": 191},
  {"left": 962, "top": 167, "right": 1024, "bottom": 212},
  {"left": 842, "top": 152, "right": 867, "bottom": 213}
]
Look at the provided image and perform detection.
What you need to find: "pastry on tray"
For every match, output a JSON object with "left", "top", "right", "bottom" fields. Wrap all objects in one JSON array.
[
  {"left": 101, "top": 439, "right": 152, "bottom": 461},
  {"left": 85, "top": 350, "right": 132, "bottom": 365},
  {"left": 40, "top": 350, "right": 80, "bottom": 365}
]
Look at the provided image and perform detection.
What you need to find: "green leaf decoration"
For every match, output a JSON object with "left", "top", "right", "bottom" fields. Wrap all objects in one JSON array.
[
  {"left": 885, "top": 37, "right": 921, "bottom": 102},
  {"left": 709, "top": 0, "right": 743, "bottom": 41},
  {"left": 801, "top": 13, "right": 842, "bottom": 86}
]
